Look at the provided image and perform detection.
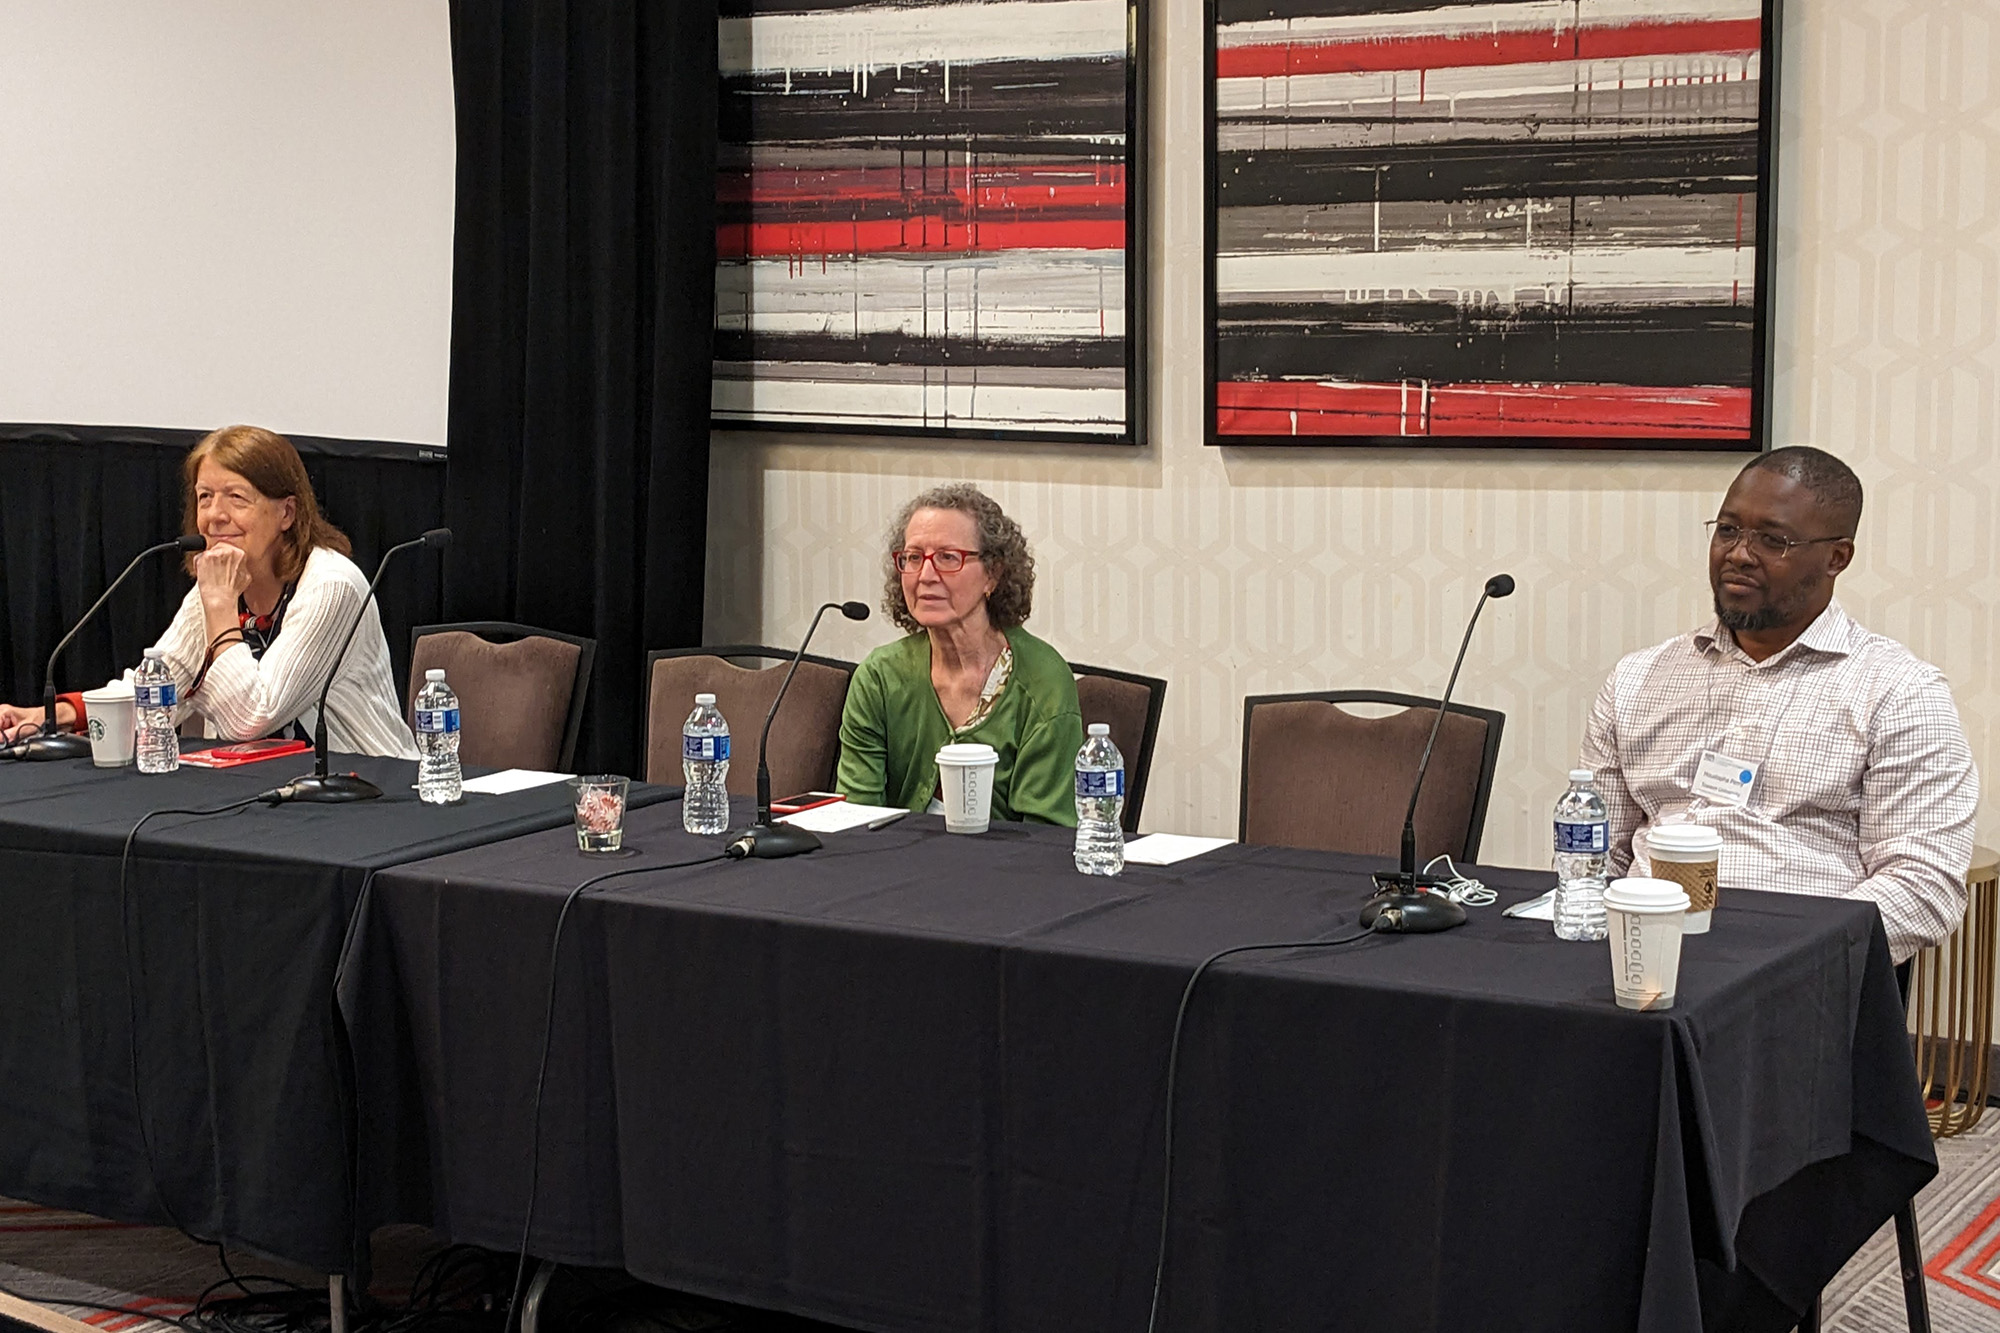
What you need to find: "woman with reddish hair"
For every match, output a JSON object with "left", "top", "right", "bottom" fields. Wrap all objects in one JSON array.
[{"left": 0, "top": 425, "right": 417, "bottom": 758}]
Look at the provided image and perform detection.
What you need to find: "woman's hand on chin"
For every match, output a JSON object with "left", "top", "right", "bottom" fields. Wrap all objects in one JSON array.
[{"left": 196, "top": 542, "right": 252, "bottom": 612}]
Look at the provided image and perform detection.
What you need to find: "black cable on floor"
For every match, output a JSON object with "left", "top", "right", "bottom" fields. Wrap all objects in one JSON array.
[
  {"left": 1143, "top": 926, "right": 1383, "bottom": 1333},
  {"left": 504, "top": 855, "right": 731, "bottom": 1332},
  {"left": 212, "top": 1242, "right": 308, "bottom": 1296}
]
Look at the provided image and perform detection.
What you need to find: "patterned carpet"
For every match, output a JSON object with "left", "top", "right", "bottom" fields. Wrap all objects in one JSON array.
[
  {"left": 2, "top": 1114, "right": 1998, "bottom": 1331},
  {"left": 1823, "top": 1108, "right": 2000, "bottom": 1331},
  {"left": 0, "top": 1205, "right": 424, "bottom": 1331}
]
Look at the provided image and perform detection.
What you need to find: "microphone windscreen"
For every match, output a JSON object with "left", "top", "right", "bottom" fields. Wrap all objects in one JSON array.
[
  {"left": 422, "top": 528, "right": 453, "bottom": 549},
  {"left": 1485, "top": 573, "right": 1516, "bottom": 598},
  {"left": 177, "top": 533, "right": 208, "bottom": 552},
  {"left": 840, "top": 600, "right": 870, "bottom": 621}
]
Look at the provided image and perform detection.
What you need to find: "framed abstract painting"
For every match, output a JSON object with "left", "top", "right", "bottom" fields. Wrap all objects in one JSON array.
[
  {"left": 1207, "top": 0, "right": 1779, "bottom": 449},
  {"left": 714, "top": 0, "right": 1147, "bottom": 443}
]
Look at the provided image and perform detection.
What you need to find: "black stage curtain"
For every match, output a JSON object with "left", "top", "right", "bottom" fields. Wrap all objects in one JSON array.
[
  {"left": 444, "top": 0, "right": 718, "bottom": 777},
  {"left": 0, "top": 423, "right": 444, "bottom": 710}
]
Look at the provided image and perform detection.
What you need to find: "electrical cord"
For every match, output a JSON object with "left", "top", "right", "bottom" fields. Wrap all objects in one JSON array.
[
  {"left": 118, "top": 797, "right": 269, "bottom": 1247},
  {"left": 1144, "top": 925, "right": 1384, "bottom": 1333},
  {"left": 0, "top": 716, "right": 46, "bottom": 756},
  {"left": 504, "top": 854, "right": 732, "bottom": 1332},
  {"left": 189, "top": 1276, "right": 329, "bottom": 1332},
  {"left": 211, "top": 1242, "right": 309, "bottom": 1297},
  {"left": 368, "top": 1244, "right": 510, "bottom": 1333},
  {"left": 1422, "top": 854, "right": 1496, "bottom": 908}
]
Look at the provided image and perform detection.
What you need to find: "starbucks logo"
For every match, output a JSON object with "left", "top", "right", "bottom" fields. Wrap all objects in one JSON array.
[{"left": 87, "top": 718, "right": 105, "bottom": 742}]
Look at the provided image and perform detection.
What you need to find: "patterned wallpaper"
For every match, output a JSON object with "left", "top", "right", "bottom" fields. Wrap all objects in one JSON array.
[{"left": 704, "top": 0, "right": 2000, "bottom": 871}]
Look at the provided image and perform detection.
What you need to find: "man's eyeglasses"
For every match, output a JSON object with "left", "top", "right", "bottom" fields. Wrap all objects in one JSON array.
[
  {"left": 1705, "top": 521, "right": 1847, "bottom": 560},
  {"left": 892, "top": 548, "right": 983, "bottom": 575}
]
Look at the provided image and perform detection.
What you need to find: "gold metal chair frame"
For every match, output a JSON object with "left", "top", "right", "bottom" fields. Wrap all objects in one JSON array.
[{"left": 1911, "top": 847, "right": 1998, "bottom": 1138}]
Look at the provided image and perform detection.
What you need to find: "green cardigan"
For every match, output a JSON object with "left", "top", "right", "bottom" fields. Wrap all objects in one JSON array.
[{"left": 836, "top": 626, "right": 1084, "bottom": 826}]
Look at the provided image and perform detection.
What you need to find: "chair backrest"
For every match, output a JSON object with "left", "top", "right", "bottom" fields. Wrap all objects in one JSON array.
[
  {"left": 1071, "top": 662, "right": 1167, "bottom": 834},
  {"left": 645, "top": 645, "right": 856, "bottom": 795},
  {"left": 408, "top": 621, "right": 596, "bottom": 772},
  {"left": 1239, "top": 690, "right": 1505, "bottom": 862}
]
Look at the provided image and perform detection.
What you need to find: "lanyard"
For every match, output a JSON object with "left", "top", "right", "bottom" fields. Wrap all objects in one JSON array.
[{"left": 237, "top": 581, "right": 298, "bottom": 660}]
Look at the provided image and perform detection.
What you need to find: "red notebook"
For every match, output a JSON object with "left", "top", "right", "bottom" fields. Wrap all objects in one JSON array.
[{"left": 178, "top": 739, "right": 314, "bottom": 769}]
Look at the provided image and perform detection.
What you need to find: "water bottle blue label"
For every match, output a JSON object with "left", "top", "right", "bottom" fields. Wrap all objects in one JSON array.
[
  {"left": 1555, "top": 819, "right": 1608, "bottom": 854},
  {"left": 136, "top": 683, "right": 176, "bottom": 708},
  {"left": 415, "top": 707, "right": 460, "bottom": 734},
  {"left": 683, "top": 734, "right": 730, "bottom": 762},
  {"left": 1076, "top": 768, "right": 1125, "bottom": 799}
]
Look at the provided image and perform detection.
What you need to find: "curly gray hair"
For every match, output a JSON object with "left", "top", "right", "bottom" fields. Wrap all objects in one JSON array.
[{"left": 882, "top": 483, "right": 1035, "bottom": 634}]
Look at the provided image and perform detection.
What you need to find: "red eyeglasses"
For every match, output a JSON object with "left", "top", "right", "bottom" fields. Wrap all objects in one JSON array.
[{"left": 892, "top": 548, "right": 983, "bottom": 575}]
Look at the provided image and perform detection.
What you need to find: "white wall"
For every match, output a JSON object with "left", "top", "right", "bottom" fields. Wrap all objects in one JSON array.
[
  {"left": 706, "top": 0, "right": 2000, "bottom": 879},
  {"left": 0, "top": 0, "right": 455, "bottom": 445}
]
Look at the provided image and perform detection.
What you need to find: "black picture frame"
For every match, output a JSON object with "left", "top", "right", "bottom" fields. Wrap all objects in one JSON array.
[
  {"left": 712, "top": 0, "right": 1149, "bottom": 446},
  {"left": 1205, "top": 0, "right": 1781, "bottom": 451}
]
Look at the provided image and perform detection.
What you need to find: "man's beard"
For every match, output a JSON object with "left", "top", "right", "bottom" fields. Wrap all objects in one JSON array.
[
  {"left": 1714, "top": 600, "right": 1784, "bottom": 632},
  {"left": 1714, "top": 583, "right": 1810, "bottom": 633}
]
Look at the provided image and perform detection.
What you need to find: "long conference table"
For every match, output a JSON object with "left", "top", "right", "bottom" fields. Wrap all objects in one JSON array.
[
  {"left": 0, "top": 751, "right": 677, "bottom": 1272},
  {"left": 1, "top": 765, "right": 1937, "bottom": 1333}
]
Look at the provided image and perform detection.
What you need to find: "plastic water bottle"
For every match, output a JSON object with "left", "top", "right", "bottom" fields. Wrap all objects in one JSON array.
[
  {"left": 1553, "top": 768, "right": 1610, "bottom": 941},
  {"left": 682, "top": 692, "right": 731, "bottom": 835},
  {"left": 414, "top": 668, "right": 462, "bottom": 804},
  {"left": 134, "top": 648, "right": 179, "bottom": 774},
  {"left": 1073, "top": 722, "right": 1125, "bottom": 876}
]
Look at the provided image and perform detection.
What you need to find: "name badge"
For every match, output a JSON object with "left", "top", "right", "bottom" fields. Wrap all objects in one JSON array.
[{"left": 1691, "top": 750, "right": 1759, "bottom": 808}]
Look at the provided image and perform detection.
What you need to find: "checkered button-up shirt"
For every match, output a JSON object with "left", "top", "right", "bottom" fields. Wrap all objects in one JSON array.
[{"left": 1580, "top": 600, "right": 1979, "bottom": 962}]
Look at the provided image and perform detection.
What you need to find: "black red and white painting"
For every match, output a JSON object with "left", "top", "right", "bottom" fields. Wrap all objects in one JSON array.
[
  {"left": 1208, "top": 0, "right": 1776, "bottom": 448},
  {"left": 714, "top": 0, "right": 1144, "bottom": 442}
]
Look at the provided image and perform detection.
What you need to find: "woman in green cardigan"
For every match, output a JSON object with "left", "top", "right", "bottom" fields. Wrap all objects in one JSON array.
[{"left": 836, "top": 484, "right": 1084, "bottom": 826}]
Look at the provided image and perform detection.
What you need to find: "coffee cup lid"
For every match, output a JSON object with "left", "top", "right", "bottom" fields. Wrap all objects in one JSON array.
[
  {"left": 936, "top": 742, "right": 998, "bottom": 765},
  {"left": 82, "top": 679, "right": 135, "bottom": 701},
  {"left": 1604, "top": 877, "right": 1691, "bottom": 913},
  {"left": 1647, "top": 822, "right": 1723, "bottom": 855}
]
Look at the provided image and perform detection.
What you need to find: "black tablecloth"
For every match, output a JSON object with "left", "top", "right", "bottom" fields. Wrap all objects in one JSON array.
[
  {"left": 347, "top": 801, "right": 1935, "bottom": 1333},
  {"left": 0, "top": 752, "right": 675, "bottom": 1273}
]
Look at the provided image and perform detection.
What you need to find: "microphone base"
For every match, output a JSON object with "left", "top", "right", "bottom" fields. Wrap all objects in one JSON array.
[
  {"left": 1360, "top": 876, "right": 1468, "bottom": 934},
  {"left": 726, "top": 821, "right": 822, "bottom": 860},
  {"left": 282, "top": 771, "right": 384, "bottom": 803},
  {"left": 11, "top": 733, "right": 94, "bottom": 762}
]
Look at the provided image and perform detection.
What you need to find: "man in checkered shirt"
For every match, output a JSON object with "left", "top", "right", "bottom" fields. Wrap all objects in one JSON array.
[{"left": 1581, "top": 447, "right": 1978, "bottom": 962}]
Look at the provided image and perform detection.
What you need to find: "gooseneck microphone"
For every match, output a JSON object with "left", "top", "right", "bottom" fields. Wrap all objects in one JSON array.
[
  {"left": 725, "top": 599, "right": 870, "bottom": 860},
  {"left": 277, "top": 527, "right": 451, "bottom": 803},
  {"left": 1360, "top": 573, "right": 1515, "bottom": 934},
  {"left": 10, "top": 533, "right": 207, "bottom": 762}
]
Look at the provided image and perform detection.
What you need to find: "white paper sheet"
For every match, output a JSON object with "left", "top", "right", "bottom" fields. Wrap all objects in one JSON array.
[
  {"left": 460, "top": 769, "right": 573, "bottom": 795},
  {"left": 777, "top": 801, "right": 910, "bottom": 833},
  {"left": 1502, "top": 890, "right": 1556, "bottom": 920},
  {"left": 1122, "top": 833, "right": 1235, "bottom": 866}
]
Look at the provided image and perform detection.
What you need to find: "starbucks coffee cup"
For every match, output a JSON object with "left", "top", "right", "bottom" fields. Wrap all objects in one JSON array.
[
  {"left": 81, "top": 680, "right": 137, "bottom": 768},
  {"left": 935, "top": 742, "right": 999, "bottom": 834},
  {"left": 1646, "top": 822, "right": 1722, "bottom": 934},
  {"left": 1604, "top": 877, "right": 1691, "bottom": 1011}
]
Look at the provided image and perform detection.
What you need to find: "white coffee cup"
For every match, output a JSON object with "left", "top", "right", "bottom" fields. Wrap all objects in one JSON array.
[
  {"left": 1603, "top": 877, "right": 1692, "bottom": 1011},
  {"left": 935, "top": 742, "right": 999, "bottom": 834},
  {"left": 1645, "top": 822, "right": 1723, "bottom": 934},
  {"left": 81, "top": 680, "right": 137, "bottom": 768}
]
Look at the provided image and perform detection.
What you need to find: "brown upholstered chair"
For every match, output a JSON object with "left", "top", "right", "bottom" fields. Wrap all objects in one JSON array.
[
  {"left": 645, "top": 646, "right": 855, "bottom": 796},
  {"left": 1071, "top": 662, "right": 1167, "bottom": 833},
  {"left": 1239, "top": 690, "right": 1504, "bottom": 862},
  {"left": 406, "top": 622, "right": 595, "bottom": 772}
]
